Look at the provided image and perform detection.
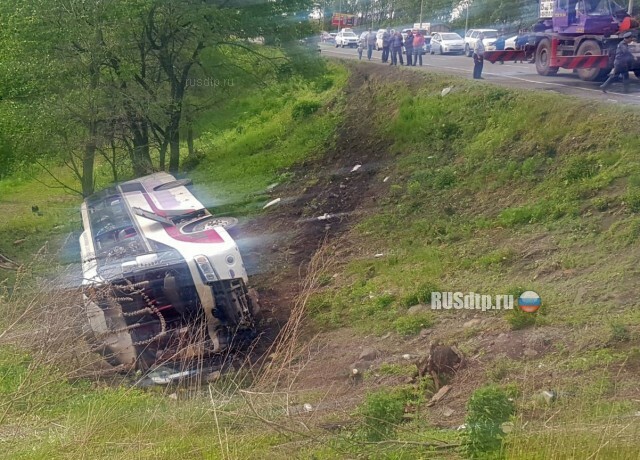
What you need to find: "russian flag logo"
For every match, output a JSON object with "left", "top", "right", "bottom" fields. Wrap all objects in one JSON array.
[{"left": 518, "top": 291, "right": 541, "bottom": 313}]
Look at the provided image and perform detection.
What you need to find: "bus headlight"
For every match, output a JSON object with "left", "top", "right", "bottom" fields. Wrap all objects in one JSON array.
[{"left": 195, "top": 255, "right": 217, "bottom": 282}]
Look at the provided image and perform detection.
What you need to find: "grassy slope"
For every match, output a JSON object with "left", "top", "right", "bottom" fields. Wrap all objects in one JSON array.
[
  {"left": 2, "top": 63, "right": 640, "bottom": 458},
  {"left": 305, "top": 72, "right": 640, "bottom": 458}
]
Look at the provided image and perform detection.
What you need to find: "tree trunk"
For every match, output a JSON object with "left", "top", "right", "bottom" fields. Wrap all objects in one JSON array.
[
  {"left": 82, "top": 131, "right": 96, "bottom": 197},
  {"left": 130, "top": 117, "right": 153, "bottom": 176},
  {"left": 168, "top": 112, "right": 180, "bottom": 173}
]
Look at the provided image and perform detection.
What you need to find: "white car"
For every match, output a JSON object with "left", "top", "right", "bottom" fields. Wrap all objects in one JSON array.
[
  {"left": 335, "top": 29, "right": 358, "bottom": 48},
  {"left": 464, "top": 28, "right": 499, "bottom": 57},
  {"left": 430, "top": 32, "right": 465, "bottom": 55},
  {"left": 376, "top": 28, "right": 388, "bottom": 50},
  {"left": 504, "top": 35, "right": 518, "bottom": 50}
]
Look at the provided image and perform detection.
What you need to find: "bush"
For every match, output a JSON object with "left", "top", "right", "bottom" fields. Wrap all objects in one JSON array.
[
  {"left": 401, "top": 281, "right": 439, "bottom": 307},
  {"left": 625, "top": 188, "right": 640, "bottom": 213},
  {"left": 505, "top": 306, "right": 537, "bottom": 330},
  {"left": 357, "top": 388, "right": 409, "bottom": 441},
  {"left": 291, "top": 100, "right": 321, "bottom": 119},
  {"left": 393, "top": 313, "right": 433, "bottom": 336},
  {"left": 463, "top": 385, "right": 515, "bottom": 459},
  {"left": 433, "top": 166, "right": 457, "bottom": 189},
  {"left": 564, "top": 156, "right": 599, "bottom": 182}
]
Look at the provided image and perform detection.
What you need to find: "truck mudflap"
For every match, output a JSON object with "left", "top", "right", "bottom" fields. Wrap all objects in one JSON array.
[
  {"left": 84, "top": 273, "right": 259, "bottom": 373},
  {"left": 483, "top": 50, "right": 526, "bottom": 63}
]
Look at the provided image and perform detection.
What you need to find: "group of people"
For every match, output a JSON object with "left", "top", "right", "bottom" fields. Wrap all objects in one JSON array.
[
  {"left": 354, "top": 23, "right": 637, "bottom": 92},
  {"left": 357, "top": 28, "right": 426, "bottom": 66}
]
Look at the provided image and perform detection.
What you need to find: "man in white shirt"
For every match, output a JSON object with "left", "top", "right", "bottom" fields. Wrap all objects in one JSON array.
[{"left": 473, "top": 33, "right": 485, "bottom": 79}]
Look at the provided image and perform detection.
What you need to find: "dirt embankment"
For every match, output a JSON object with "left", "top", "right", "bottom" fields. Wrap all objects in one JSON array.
[{"left": 235, "top": 64, "right": 447, "bottom": 411}]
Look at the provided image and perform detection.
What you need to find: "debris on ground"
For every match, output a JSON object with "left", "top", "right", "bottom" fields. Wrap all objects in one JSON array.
[
  {"left": 263, "top": 197, "right": 281, "bottom": 209},
  {"left": 0, "top": 252, "right": 19, "bottom": 270},
  {"left": 427, "top": 384, "right": 452, "bottom": 407},
  {"left": 359, "top": 347, "right": 379, "bottom": 361},
  {"left": 418, "top": 343, "right": 464, "bottom": 390},
  {"left": 351, "top": 164, "right": 362, "bottom": 172}
]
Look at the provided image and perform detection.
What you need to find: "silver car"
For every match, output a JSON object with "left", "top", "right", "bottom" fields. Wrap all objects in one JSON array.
[{"left": 430, "top": 32, "right": 465, "bottom": 55}]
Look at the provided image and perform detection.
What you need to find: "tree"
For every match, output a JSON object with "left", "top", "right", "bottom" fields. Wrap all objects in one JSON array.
[{"left": 0, "top": 0, "right": 321, "bottom": 193}]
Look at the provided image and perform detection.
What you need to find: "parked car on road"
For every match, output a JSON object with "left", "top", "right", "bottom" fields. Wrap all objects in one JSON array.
[
  {"left": 430, "top": 32, "right": 465, "bottom": 55},
  {"left": 321, "top": 31, "right": 335, "bottom": 43},
  {"left": 464, "top": 28, "right": 498, "bottom": 57},
  {"left": 335, "top": 29, "right": 358, "bottom": 48},
  {"left": 375, "top": 28, "right": 387, "bottom": 50},
  {"left": 504, "top": 35, "right": 517, "bottom": 50}
]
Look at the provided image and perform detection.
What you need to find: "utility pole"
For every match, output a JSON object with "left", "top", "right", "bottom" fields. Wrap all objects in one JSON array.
[
  {"left": 465, "top": 1, "right": 470, "bottom": 36},
  {"left": 419, "top": 0, "right": 424, "bottom": 28},
  {"left": 371, "top": 0, "right": 375, "bottom": 29}
]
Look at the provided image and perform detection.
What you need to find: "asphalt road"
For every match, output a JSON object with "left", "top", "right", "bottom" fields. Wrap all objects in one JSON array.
[{"left": 320, "top": 43, "right": 640, "bottom": 106}]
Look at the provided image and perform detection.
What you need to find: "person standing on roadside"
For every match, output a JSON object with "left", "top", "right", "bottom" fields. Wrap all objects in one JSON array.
[
  {"left": 600, "top": 31, "right": 635, "bottom": 93},
  {"left": 495, "top": 34, "right": 505, "bottom": 64},
  {"left": 413, "top": 29, "right": 425, "bottom": 66},
  {"left": 473, "top": 32, "right": 485, "bottom": 79},
  {"left": 357, "top": 31, "right": 366, "bottom": 60},
  {"left": 404, "top": 30, "right": 414, "bottom": 66},
  {"left": 391, "top": 30, "right": 404, "bottom": 65},
  {"left": 382, "top": 29, "right": 391, "bottom": 63},
  {"left": 365, "top": 28, "right": 377, "bottom": 60}
]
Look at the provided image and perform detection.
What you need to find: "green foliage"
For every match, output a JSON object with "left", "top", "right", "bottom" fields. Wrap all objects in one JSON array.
[
  {"left": 433, "top": 166, "right": 457, "bottom": 189},
  {"left": 377, "top": 362, "right": 418, "bottom": 377},
  {"left": 609, "top": 321, "right": 631, "bottom": 342},
  {"left": 400, "top": 282, "right": 439, "bottom": 307},
  {"left": 625, "top": 187, "right": 640, "bottom": 212},
  {"left": 393, "top": 313, "right": 433, "bottom": 336},
  {"left": 357, "top": 388, "right": 409, "bottom": 441},
  {"left": 463, "top": 386, "right": 515, "bottom": 459},
  {"left": 563, "top": 156, "right": 600, "bottom": 182},
  {"left": 505, "top": 306, "right": 538, "bottom": 331},
  {"left": 292, "top": 100, "right": 322, "bottom": 119}
]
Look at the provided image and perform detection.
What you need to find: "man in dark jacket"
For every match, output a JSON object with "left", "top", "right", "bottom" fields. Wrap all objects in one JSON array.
[
  {"left": 382, "top": 30, "right": 391, "bottom": 63},
  {"left": 391, "top": 31, "right": 404, "bottom": 65},
  {"left": 405, "top": 30, "right": 414, "bottom": 66},
  {"left": 600, "top": 32, "right": 635, "bottom": 93}
]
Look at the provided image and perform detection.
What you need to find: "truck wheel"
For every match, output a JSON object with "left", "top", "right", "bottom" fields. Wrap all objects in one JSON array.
[
  {"left": 576, "top": 40, "right": 610, "bottom": 81},
  {"left": 634, "top": 70, "right": 640, "bottom": 79},
  {"left": 535, "top": 38, "right": 559, "bottom": 76}
]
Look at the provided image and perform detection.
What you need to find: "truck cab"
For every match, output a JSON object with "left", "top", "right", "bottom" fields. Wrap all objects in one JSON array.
[{"left": 551, "top": 0, "right": 622, "bottom": 34}]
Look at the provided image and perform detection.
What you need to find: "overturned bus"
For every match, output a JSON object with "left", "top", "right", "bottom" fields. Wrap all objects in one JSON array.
[{"left": 79, "top": 172, "right": 259, "bottom": 372}]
